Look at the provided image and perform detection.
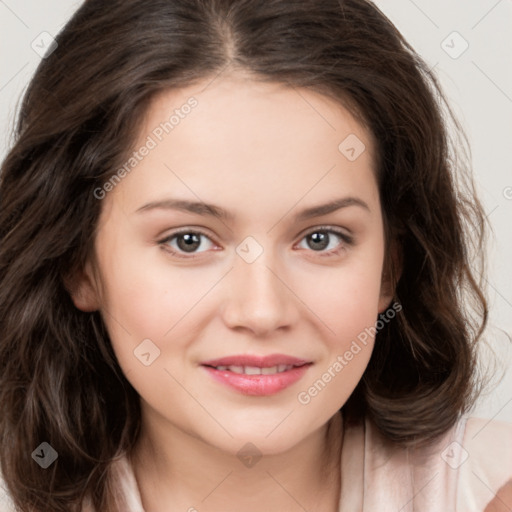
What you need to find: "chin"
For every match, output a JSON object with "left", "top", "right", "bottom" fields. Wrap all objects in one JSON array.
[{"left": 197, "top": 414, "right": 326, "bottom": 459}]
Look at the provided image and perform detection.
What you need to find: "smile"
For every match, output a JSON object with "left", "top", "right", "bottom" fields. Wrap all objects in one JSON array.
[
  {"left": 201, "top": 354, "right": 312, "bottom": 396},
  {"left": 212, "top": 364, "right": 296, "bottom": 375}
]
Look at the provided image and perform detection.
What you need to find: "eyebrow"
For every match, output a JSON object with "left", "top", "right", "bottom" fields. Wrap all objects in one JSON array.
[{"left": 135, "top": 196, "right": 370, "bottom": 221}]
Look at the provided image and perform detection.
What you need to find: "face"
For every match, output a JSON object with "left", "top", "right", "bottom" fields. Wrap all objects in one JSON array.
[{"left": 72, "top": 73, "right": 392, "bottom": 456}]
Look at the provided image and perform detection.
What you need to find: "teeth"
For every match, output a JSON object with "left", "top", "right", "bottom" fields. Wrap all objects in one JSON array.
[
  {"left": 244, "top": 366, "right": 262, "bottom": 375},
  {"left": 215, "top": 364, "right": 294, "bottom": 375}
]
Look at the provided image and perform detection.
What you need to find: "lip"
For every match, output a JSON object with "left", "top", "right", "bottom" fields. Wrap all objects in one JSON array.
[
  {"left": 201, "top": 354, "right": 310, "bottom": 368},
  {"left": 200, "top": 354, "right": 312, "bottom": 396}
]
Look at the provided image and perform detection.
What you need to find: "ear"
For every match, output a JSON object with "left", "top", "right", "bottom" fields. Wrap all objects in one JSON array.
[
  {"left": 63, "top": 260, "right": 101, "bottom": 312},
  {"left": 378, "top": 239, "right": 402, "bottom": 313}
]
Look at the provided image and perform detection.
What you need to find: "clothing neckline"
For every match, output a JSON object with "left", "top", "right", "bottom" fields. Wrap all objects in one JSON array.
[{"left": 111, "top": 409, "right": 354, "bottom": 512}]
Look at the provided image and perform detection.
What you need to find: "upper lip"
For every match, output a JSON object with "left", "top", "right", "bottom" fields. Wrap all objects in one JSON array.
[{"left": 201, "top": 354, "right": 311, "bottom": 368}]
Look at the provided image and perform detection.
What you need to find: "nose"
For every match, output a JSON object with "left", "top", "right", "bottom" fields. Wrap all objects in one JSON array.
[{"left": 221, "top": 250, "right": 299, "bottom": 337}]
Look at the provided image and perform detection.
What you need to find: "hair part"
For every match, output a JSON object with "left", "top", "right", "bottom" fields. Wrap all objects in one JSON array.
[{"left": 0, "top": 0, "right": 489, "bottom": 510}]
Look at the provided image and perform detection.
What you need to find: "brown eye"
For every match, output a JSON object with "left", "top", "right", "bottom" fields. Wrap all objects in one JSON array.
[
  {"left": 175, "top": 233, "right": 201, "bottom": 252},
  {"left": 297, "top": 227, "right": 354, "bottom": 257},
  {"left": 306, "top": 231, "right": 330, "bottom": 251},
  {"left": 160, "top": 230, "right": 216, "bottom": 258}
]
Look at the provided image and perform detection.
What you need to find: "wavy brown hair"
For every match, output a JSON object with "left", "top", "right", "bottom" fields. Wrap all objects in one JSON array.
[{"left": 0, "top": 0, "right": 489, "bottom": 510}]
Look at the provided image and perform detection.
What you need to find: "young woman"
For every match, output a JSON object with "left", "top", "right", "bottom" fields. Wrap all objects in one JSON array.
[{"left": 0, "top": 0, "right": 510, "bottom": 511}]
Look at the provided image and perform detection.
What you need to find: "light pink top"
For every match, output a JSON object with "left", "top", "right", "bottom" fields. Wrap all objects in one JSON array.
[{"left": 1, "top": 413, "right": 511, "bottom": 511}]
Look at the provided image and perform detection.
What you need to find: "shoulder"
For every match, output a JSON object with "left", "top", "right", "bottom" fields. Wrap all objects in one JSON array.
[
  {"left": 460, "top": 416, "right": 512, "bottom": 470},
  {"left": 412, "top": 415, "right": 512, "bottom": 511},
  {"left": 358, "top": 414, "right": 512, "bottom": 511},
  {"left": 456, "top": 416, "right": 512, "bottom": 511}
]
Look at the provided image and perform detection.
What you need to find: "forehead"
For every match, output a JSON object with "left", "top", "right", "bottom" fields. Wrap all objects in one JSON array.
[
  {"left": 107, "top": 74, "right": 379, "bottom": 221},
  {"left": 141, "top": 74, "right": 374, "bottom": 159}
]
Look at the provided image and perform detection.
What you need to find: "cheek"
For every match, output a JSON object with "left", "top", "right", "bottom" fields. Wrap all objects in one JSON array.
[
  {"left": 295, "top": 251, "right": 384, "bottom": 337},
  {"left": 294, "top": 270, "right": 379, "bottom": 414},
  {"left": 95, "top": 242, "right": 228, "bottom": 385},
  {"left": 93, "top": 244, "right": 181, "bottom": 363},
  {"left": 98, "top": 240, "right": 205, "bottom": 332},
  {"left": 292, "top": 249, "right": 383, "bottom": 394}
]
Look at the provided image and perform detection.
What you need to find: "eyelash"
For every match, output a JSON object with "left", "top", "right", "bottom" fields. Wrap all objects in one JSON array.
[{"left": 158, "top": 226, "right": 354, "bottom": 260}]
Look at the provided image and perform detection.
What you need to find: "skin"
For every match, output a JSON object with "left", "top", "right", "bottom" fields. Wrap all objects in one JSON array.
[
  {"left": 70, "top": 72, "right": 395, "bottom": 512},
  {"left": 484, "top": 480, "right": 512, "bottom": 512}
]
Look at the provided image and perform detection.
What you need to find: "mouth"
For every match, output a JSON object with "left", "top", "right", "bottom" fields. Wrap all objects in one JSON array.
[
  {"left": 206, "top": 364, "right": 300, "bottom": 375},
  {"left": 200, "top": 354, "right": 312, "bottom": 396}
]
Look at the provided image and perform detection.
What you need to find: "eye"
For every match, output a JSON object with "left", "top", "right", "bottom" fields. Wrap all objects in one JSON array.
[
  {"left": 296, "top": 227, "right": 353, "bottom": 257},
  {"left": 159, "top": 229, "right": 216, "bottom": 258},
  {"left": 158, "top": 226, "right": 354, "bottom": 260}
]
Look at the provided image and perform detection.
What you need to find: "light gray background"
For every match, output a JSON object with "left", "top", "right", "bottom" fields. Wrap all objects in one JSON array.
[{"left": 1, "top": 0, "right": 511, "bottom": 422}]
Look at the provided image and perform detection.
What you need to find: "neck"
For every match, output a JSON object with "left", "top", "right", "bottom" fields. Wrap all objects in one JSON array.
[{"left": 130, "top": 411, "right": 342, "bottom": 512}]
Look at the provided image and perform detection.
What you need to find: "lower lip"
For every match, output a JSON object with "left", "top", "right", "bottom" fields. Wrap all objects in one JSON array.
[{"left": 202, "top": 365, "right": 311, "bottom": 396}]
